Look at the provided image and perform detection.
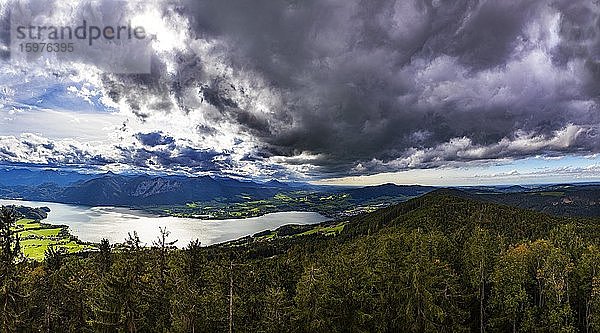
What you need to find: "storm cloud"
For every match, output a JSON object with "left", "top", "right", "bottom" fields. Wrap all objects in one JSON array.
[
  {"left": 135, "top": 132, "right": 176, "bottom": 147},
  {"left": 2, "top": 0, "right": 600, "bottom": 179},
  {"left": 93, "top": 0, "right": 600, "bottom": 177}
]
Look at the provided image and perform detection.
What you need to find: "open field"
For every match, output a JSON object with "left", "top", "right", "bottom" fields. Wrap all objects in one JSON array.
[
  {"left": 145, "top": 191, "right": 413, "bottom": 220},
  {"left": 14, "top": 218, "right": 94, "bottom": 261}
]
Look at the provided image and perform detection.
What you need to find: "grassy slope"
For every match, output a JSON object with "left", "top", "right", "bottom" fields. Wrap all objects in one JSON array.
[
  {"left": 216, "top": 188, "right": 578, "bottom": 261},
  {"left": 15, "top": 218, "right": 93, "bottom": 261}
]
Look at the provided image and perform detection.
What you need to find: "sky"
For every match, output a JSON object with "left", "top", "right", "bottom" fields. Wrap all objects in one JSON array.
[{"left": 0, "top": 0, "right": 599, "bottom": 186}]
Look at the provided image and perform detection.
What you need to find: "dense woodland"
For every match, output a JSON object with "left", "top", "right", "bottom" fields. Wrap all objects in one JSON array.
[{"left": 2, "top": 189, "right": 600, "bottom": 332}]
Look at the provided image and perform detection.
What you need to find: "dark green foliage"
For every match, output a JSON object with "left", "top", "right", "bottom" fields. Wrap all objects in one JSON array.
[
  {"left": 6, "top": 191, "right": 600, "bottom": 332},
  {"left": 477, "top": 186, "right": 600, "bottom": 217},
  {"left": 96, "top": 238, "right": 113, "bottom": 273},
  {"left": 0, "top": 207, "right": 27, "bottom": 332},
  {"left": 2, "top": 205, "right": 49, "bottom": 221}
]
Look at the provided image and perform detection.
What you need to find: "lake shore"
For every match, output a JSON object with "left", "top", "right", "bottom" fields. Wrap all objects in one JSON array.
[{"left": 0, "top": 199, "right": 329, "bottom": 249}]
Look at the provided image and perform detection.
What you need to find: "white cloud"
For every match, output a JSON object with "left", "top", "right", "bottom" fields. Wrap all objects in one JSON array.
[{"left": 362, "top": 124, "right": 590, "bottom": 172}]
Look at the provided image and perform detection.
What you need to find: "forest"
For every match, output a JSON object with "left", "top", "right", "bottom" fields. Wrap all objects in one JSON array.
[{"left": 1, "top": 189, "right": 600, "bottom": 332}]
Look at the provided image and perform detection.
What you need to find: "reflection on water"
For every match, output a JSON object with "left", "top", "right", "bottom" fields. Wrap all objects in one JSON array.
[{"left": 0, "top": 199, "right": 329, "bottom": 247}]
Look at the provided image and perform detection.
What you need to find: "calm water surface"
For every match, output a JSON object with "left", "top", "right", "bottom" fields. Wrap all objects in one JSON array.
[{"left": 0, "top": 199, "right": 329, "bottom": 247}]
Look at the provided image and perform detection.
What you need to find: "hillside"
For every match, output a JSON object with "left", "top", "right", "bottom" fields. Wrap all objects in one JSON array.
[
  {"left": 57, "top": 174, "right": 280, "bottom": 206},
  {"left": 4, "top": 191, "right": 600, "bottom": 331},
  {"left": 0, "top": 168, "right": 94, "bottom": 186},
  {"left": 344, "top": 183, "right": 434, "bottom": 202},
  {"left": 225, "top": 188, "right": 576, "bottom": 256},
  {"left": 0, "top": 172, "right": 285, "bottom": 206},
  {"left": 474, "top": 185, "right": 600, "bottom": 217}
]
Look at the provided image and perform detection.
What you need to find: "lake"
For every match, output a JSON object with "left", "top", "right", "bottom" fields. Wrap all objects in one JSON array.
[{"left": 0, "top": 199, "right": 329, "bottom": 247}]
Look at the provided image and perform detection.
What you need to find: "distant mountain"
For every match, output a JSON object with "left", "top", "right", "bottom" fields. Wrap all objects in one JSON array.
[
  {"left": 0, "top": 168, "right": 95, "bottom": 186},
  {"left": 0, "top": 169, "right": 438, "bottom": 209},
  {"left": 458, "top": 185, "right": 532, "bottom": 194},
  {"left": 345, "top": 183, "right": 436, "bottom": 203},
  {"left": 3, "top": 168, "right": 597, "bottom": 217},
  {"left": 494, "top": 185, "right": 532, "bottom": 193},
  {"left": 474, "top": 185, "right": 600, "bottom": 217},
  {"left": 0, "top": 169, "right": 292, "bottom": 206},
  {"left": 263, "top": 179, "right": 289, "bottom": 188},
  {"left": 0, "top": 182, "right": 65, "bottom": 201},
  {"left": 56, "top": 174, "right": 282, "bottom": 206}
]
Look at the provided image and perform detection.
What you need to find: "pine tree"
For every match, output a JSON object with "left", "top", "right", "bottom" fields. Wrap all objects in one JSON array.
[
  {"left": 464, "top": 226, "right": 498, "bottom": 333},
  {"left": 97, "top": 238, "right": 113, "bottom": 273},
  {"left": 89, "top": 231, "right": 151, "bottom": 332},
  {"left": 0, "top": 207, "right": 24, "bottom": 331}
]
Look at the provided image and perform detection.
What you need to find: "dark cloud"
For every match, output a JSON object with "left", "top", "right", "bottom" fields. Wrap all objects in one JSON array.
[
  {"left": 99, "top": 0, "right": 600, "bottom": 177},
  {"left": 117, "top": 145, "right": 229, "bottom": 173},
  {"left": 200, "top": 81, "right": 238, "bottom": 111},
  {"left": 0, "top": 134, "right": 117, "bottom": 167},
  {"left": 135, "top": 132, "right": 176, "bottom": 147},
  {"left": 0, "top": 134, "right": 236, "bottom": 175}
]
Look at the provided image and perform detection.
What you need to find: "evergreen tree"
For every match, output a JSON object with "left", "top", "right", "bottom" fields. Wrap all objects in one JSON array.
[
  {"left": 463, "top": 226, "right": 499, "bottom": 333},
  {"left": 577, "top": 245, "right": 600, "bottom": 333},
  {"left": 97, "top": 238, "right": 113, "bottom": 274},
  {"left": 0, "top": 207, "right": 24, "bottom": 331},
  {"left": 490, "top": 243, "right": 532, "bottom": 332}
]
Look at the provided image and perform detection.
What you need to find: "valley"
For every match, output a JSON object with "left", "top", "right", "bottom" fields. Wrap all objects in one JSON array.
[
  {"left": 2, "top": 168, "right": 600, "bottom": 265},
  {"left": 3, "top": 188, "right": 600, "bottom": 331}
]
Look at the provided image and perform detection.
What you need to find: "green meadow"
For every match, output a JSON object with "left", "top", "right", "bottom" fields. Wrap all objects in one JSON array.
[{"left": 15, "top": 218, "right": 93, "bottom": 261}]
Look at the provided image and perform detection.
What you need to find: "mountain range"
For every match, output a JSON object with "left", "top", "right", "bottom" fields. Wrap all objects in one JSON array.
[
  {"left": 0, "top": 168, "right": 434, "bottom": 207},
  {"left": 1, "top": 168, "right": 599, "bottom": 217}
]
